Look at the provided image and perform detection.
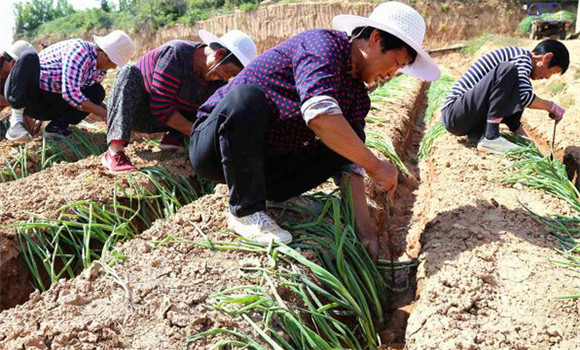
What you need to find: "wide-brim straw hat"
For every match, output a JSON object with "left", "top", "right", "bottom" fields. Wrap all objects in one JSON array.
[
  {"left": 93, "top": 30, "right": 135, "bottom": 67},
  {"left": 198, "top": 29, "right": 257, "bottom": 67},
  {"left": 333, "top": 1, "right": 440, "bottom": 81}
]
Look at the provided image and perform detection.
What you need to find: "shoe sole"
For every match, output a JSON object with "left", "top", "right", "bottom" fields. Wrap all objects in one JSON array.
[
  {"left": 100, "top": 155, "right": 138, "bottom": 174},
  {"left": 6, "top": 134, "right": 32, "bottom": 141},
  {"left": 477, "top": 144, "right": 508, "bottom": 155}
]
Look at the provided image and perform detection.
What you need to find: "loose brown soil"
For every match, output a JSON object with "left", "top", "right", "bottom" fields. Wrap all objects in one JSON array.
[
  {"left": 403, "top": 39, "right": 580, "bottom": 349},
  {"left": 0, "top": 187, "right": 266, "bottom": 349},
  {"left": 1, "top": 37, "right": 579, "bottom": 349},
  {"left": 0, "top": 141, "right": 195, "bottom": 311}
]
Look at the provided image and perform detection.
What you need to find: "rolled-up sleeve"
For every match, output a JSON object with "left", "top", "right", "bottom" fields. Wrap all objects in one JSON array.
[
  {"left": 149, "top": 47, "right": 183, "bottom": 124},
  {"left": 293, "top": 31, "right": 345, "bottom": 124},
  {"left": 60, "top": 43, "right": 93, "bottom": 109}
]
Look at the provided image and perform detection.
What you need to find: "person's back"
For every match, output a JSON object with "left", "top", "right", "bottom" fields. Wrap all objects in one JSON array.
[
  {"left": 443, "top": 46, "right": 535, "bottom": 112},
  {"left": 441, "top": 39, "right": 569, "bottom": 155}
]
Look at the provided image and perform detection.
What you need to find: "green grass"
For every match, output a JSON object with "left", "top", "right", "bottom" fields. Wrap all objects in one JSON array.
[
  {"left": 462, "top": 33, "right": 521, "bottom": 56},
  {"left": 518, "top": 11, "right": 576, "bottom": 34},
  {"left": 549, "top": 81, "right": 567, "bottom": 96}
]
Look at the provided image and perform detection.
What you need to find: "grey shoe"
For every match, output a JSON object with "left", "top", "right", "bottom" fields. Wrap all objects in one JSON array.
[
  {"left": 6, "top": 122, "right": 32, "bottom": 141},
  {"left": 477, "top": 136, "right": 519, "bottom": 154}
]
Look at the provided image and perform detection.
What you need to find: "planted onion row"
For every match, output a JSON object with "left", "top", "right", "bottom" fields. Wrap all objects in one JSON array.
[
  {"left": 173, "top": 188, "right": 389, "bottom": 349},
  {"left": 1, "top": 129, "right": 106, "bottom": 183},
  {"left": 15, "top": 166, "right": 211, "bottom": 291}
]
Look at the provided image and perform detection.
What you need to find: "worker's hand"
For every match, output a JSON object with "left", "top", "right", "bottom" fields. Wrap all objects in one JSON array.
[
  {"left": 359, "top": 233, "right": 379, "bottom": 261},
  {"left": 367, "top": 159, "right": 398, "bottom": 197},
  {"left": 550, "top": 101, "right": 565, "bottom": 123}
]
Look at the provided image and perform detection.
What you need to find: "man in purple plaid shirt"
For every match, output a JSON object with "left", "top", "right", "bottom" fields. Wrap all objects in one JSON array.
[{"left": 4, "top": 30, "right": 135, "bottom": 138}]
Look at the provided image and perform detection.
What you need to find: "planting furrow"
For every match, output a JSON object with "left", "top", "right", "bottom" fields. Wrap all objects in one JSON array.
[
  {"left": 521, "top": 112, "right": 580, "bottom": 192},
  {"left": 404, "top": 115, "right": 578, "bottom": 349},
  {"left": 0, "top": 142, "right": 198, "bottom": 311},
  {"left": 0, "top": 186, "right": 387, "bottom": 349},
  {"left": 0, "top": 74, "right": 431, "bottom": 349}
]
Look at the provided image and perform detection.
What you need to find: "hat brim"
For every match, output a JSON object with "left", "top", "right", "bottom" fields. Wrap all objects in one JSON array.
[
  {"left": 332, "top": 14, "right": 440, "bottom": 82},
  {"left": 198, "top": 29, "right": 251, "bottom": 67},
  {"left": 93, "top": 35, "right": 128, "bottom": 67}
]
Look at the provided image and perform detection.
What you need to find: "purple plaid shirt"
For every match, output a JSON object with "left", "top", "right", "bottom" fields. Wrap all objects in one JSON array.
[
  {"left": 39, "top": 39, "right": 106, "bottom": 109},
  {"left": 197, "top": 29, "right": 370, "bottom": 154}
]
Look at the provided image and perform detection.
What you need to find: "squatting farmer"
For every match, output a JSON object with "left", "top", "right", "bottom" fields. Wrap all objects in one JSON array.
[
  {"left": 441, "top": 39, "right": 570, "bottom": 154},
  {"left": 101, "top": 30, "right": 257, "bottom": 173},
  {"left": 1, "top": 41, "right": 37, "bottom": 141},
  {"left": 3, "top": 30, "right": 135, "bottom": 139},
  {"left": 188, "top": 2, "right": 440, "bottom": 259}
]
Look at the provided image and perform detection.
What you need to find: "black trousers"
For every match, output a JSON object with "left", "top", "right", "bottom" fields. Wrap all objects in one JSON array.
[
  {"left": 4, "top": 52, "right": 105, "bottom": 127},
  {"left": 441, "top": 62, "right": 524, "bottom": 137},
  {"left": 189, "top": 84, "right": 349, "bottom": 217}
]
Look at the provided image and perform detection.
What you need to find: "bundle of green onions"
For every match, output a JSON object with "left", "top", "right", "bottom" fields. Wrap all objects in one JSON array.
[
  {"left": 366, "top": 131, "right": 410, "bottom": 177},
  {"left": 1, "top": 130, "right": 106, "bottom": 183},
  {"left": 179, "top": 189, "right": 389, "bottom": 349},
  {"left": 16, "top": 166, "right": 205, "bottom": 290}
]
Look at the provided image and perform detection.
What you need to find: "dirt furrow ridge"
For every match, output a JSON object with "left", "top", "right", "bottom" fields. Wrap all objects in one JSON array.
[{"left": 405, "top": 125, "right": 579, "bottom": 349}]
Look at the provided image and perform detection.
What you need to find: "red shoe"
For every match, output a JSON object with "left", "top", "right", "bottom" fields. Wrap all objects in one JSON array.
[
  {"left": 101, "top": 151, "right": 137, "bottom": 173},
  {"left": 159, "top": 132, "right": 185, "bottom": 151}
]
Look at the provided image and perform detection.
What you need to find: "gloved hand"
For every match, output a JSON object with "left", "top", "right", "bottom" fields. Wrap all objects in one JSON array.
[{"left": 549, "top": 101, "right": 565, "bottom": 122}]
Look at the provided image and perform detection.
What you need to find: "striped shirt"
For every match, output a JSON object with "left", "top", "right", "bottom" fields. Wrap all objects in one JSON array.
[
  {"left": 135, "top": 40, "right": 224, "bottom": 124},
  {"left": 39, "top": 39, "right": 106, "bottom": 109},
  {"left": 443, "top": 47, "right": 535, "bottom": 110}
]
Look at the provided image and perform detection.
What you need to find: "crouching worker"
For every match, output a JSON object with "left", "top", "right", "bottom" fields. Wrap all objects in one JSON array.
[
  {"left": 101, "top": 30, "right": 257, "bottom": 173},
  {"left": 441, "top": 39, "right": 569, "bottom": 154},
  {"left": 4, "top": 31, "right": 135, "bottom": 138},
  {"left": 1, "top": 41, "right": 37, "bottom": 141},
  {"left": 189, "top": 2, "right": 440, "bottom": 258}
]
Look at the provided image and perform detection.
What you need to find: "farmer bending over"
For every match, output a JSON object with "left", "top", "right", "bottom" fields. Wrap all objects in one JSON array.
[
  {"left": 441, "top": 39, "right": 569, "bottom": 154},
  {"left": 1, "top": 41, "right": 37, "bottom": 141},
  {"left": 4, "top": 31, "right": 135, "bottom": 138},
  {"left": 189, "top": 2, "right": 440, "bottom": 258},
  {"left": 101, "top": 30, "right": 257, "bottom": 173}
]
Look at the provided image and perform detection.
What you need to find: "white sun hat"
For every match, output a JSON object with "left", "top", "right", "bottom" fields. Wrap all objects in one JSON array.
[
  {"left": 198, "top": 29, "right": 257, "bottom": 67},
  {"left": 333, "top": 1, "right": 440, "bottom": 81},
  {"left": 93, "top": 30, "right": 135, "bottom": 67},
  {"left": 6, "top": 40, "right": 36, "bottom": 60}
]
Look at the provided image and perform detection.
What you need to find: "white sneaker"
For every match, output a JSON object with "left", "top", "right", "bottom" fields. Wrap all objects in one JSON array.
[
  {"left": 6, "top": 122, "right": 32, "bottom": 141},
  {"left": 477, "top": 136, "right": 519, "bottom": 155},
  {"left": 267, "top": 196, "right": 324, "bottom": 215},
  {"left": 228, "top": 211, "right": 293, "bottom": 246}
]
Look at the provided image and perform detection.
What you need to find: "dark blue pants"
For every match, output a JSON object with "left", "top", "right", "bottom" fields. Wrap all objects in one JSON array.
[
  {"left": 4, "top": 52, "right": 105, "bottom": 127},
  {"left": 189, "top": 84, "right": 349, "bottom": 217},
  {"left": 442, "top": 62, "right": 524, "bottom": 137}
]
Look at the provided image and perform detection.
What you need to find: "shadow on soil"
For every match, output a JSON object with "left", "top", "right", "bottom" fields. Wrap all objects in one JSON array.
[{"left": 419, "top": 199, "right": 555, "bottom": 281}]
